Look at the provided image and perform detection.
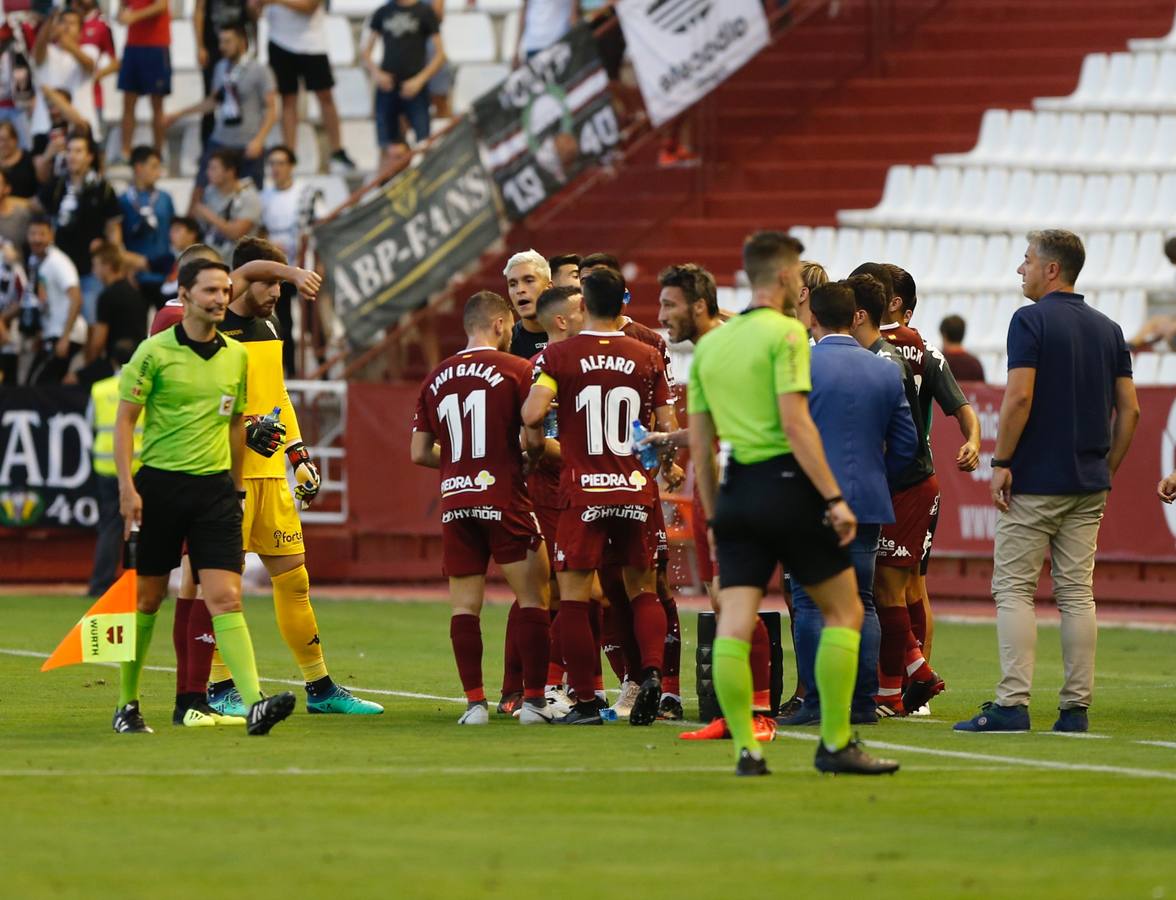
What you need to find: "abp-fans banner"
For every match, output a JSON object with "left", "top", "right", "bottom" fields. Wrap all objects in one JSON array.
[
  {"left": 314, "top": 119, "right": 501, "bottom": 345},
  {"left": 472, "top": 23, "right": 620, "bottom": 220},
  {"left": 616, "top": 0, "right": 770, "bottom": 127}
]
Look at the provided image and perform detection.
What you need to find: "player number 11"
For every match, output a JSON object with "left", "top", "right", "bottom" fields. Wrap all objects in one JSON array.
[{"left": 437, "top": 390, "right": 487, "bottom": 462}]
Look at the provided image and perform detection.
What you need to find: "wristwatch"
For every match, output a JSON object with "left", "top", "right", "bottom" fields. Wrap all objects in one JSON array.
[{"left": 990, "top": 458, "right": 1011, "bottom": 468}]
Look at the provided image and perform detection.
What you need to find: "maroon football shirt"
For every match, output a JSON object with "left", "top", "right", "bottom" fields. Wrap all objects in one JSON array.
[
  {"left": 413, "top": 347, "right": 533, "bottom": 513},
  {"left": 533, "top": 330, "right": 671, "bottom": 508}
]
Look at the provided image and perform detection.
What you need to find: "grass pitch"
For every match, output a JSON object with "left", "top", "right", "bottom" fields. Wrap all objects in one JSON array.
[{"left": 3, "top": 593, "right": 1176, "bottom": 900}]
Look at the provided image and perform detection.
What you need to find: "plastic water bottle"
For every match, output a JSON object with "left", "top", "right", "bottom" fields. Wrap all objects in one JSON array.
[
  {"left": 599, "top": 707, "right": 618, "bottom": 722},
  {"left": 265, "top": 406, "right": 281, "bottom": 423},
  {"left": 542, "top": 407, "right": 558, "bottom": 439},
  {"left": 631, "top": 420, "right": 660, "bottom": 469}
]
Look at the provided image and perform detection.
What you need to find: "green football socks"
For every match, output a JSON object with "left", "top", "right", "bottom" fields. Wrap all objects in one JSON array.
[
  {"left": 212, "top": 612, "right": 263, "bottom": 706},
  {"left": 816, "top": 626, "right": 861, "bottom": 752},
  {"left": 118, "top": 610, "right": 158, "bottom": 707},
  {"left": 713, "top": 637, "right": 757, "bottom": 760}
]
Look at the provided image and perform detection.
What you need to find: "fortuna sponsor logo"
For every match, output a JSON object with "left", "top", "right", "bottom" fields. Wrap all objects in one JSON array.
[
  {"left": 441, "top": 470, "right": 497, "bottom": 497},
  {"left": 273, "top": 529, "right": 302, "bottom": 546},
  {"left": 429, "top": 362, "right": 504, "bottom": 395},
  {"left": 442, "top": 507, "right": 503, "bottom": 523},
  {"left": 580, "top": 471, "right": 648, "bottom": 492},
  {"left": 879, "top": 537, "right": 911, "bottom": 558},
  {"left": 580, "top": 505, "right": 649, "bottom": 523},
  {"left": 195, "top": 632, "right": 216, "bottom": 645},
  {"left": 579, "top": 355, "right": 636, "bottom": 374}
]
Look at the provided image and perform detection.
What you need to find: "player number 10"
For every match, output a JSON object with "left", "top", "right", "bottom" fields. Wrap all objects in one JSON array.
[
  {"left": 576, "top": 385, "right": 640, "bottom": 456},
  {"left": 437, "top": 389, "right": 487, "bottom": 462}
]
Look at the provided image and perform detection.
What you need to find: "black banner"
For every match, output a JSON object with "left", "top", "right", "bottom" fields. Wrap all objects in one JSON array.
[
  {"left": 0, "top": 386, "right": 98, "bottom": 529},
  {"left": 314, "top": 119, "right": 501, "bottom": 345},
  {"left": 472, "top": 23, "right": 620, "bottom": 220}
]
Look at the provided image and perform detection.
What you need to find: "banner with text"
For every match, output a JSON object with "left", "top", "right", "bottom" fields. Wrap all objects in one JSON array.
[
  {"left": 929, "top": 385, "right": 1176, "bottom": 562},
  {"left": 0, "top": 386, "right": 98, "bottom": 529},
  {"left": 472, "top": 23, "right": 620, "bottom": 220},
  {"left": 314, "top": 120, "right": 501, "bottom": 345},
  {"left": 616, "top": 0, "right": 770, "bottom": 127}
]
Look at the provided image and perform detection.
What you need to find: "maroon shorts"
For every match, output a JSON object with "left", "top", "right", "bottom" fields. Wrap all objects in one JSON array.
[
  {"left": 534, "top": 503, "right": 563, "bottom": 570},
  {"left": 878, "top": 474, "right": 941, "bottom": 570},
  {"left": 441, "top": 506, "right": 542, "bottom": 578},
  {"left": 651, "top": 498, "right": 669, "bottom": 566},
  {"left": 554, "top": 505, "right": 658, "bottom": 572},
  {"left": 691, "top": 491, "right": 714, "bottom": 584}
]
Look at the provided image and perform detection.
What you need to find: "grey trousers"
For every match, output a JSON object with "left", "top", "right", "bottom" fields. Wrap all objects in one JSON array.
[{"left": 991, "top": 491, "right": 1108, "bottom": 710}]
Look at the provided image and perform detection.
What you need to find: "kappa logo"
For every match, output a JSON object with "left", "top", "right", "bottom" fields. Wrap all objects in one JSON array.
[
  {"left": 647, "top": 0, "right": 712, "bottom": 34},
  {"left": 441, "top": 470, "right": 496, "bottom": 498},
  {"left": 879, "top": 537, "right": 912, "bottom": 558},
  {"left": 580, "top": 470, "right": 648, "bottom": 492},
  {"left": 194, "top": 632, "right": 216, "bottom": 645}
]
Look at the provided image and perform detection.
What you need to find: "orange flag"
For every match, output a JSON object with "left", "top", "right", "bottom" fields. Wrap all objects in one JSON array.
[{"left": 41, "top": 569, "right": 137, "bottom": 671}]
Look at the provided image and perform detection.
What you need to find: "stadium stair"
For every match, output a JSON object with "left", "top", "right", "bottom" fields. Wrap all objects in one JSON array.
[{"left": 409, "top": 0, "right": 1176, "bottom": 376}]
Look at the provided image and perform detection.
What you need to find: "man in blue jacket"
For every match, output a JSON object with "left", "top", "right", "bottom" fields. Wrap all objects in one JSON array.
[{"left": 781, "top": 281, "right": 920, "bottom": 726}]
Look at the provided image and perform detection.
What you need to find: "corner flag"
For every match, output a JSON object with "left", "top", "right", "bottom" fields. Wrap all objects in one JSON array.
[{"left": 42, "top": 533, "right": 138, "bottom": 671}]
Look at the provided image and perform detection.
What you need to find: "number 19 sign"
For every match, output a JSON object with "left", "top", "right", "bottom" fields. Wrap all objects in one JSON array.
[{"left": 473, "top": 23, "right": 620, "bottom": 220}]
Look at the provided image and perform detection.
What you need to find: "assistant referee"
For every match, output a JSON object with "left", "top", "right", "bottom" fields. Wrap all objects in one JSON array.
[
  {"left": 111, "top": 258, "right": 295, "bottom": 736},
  {"left": 688, "top": 231, "right": 899, "bottom": 777}
]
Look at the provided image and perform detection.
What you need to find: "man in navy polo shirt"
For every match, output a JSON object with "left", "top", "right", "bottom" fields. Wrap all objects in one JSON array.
[
  {"left": 956, "top": 230, "right": 1139, "bottom": 735},
  {"left": 782, "top": 281, "right": 920, "bottom": 727}
]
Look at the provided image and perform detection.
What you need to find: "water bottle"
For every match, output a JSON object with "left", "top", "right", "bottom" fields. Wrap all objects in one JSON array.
[
  {"left": 631, "top": 420, "right": 659, "bottom": 469},
  {"left": 542, "top": 407, "right": 558, "bottom": 439},
  {"left": 599, "top": 707, "right": 618, "bottom": 722},
  {"left": 265, "top": 406, "right": 281, "bottom": 423}
]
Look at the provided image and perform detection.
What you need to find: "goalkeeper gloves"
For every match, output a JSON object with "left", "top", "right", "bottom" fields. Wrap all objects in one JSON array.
[
  {"left": 287, "top": 442, "right": 321, "bottom": 508},
  {"left": 245, "top": 412, "right": 286, "bottom": 457}
]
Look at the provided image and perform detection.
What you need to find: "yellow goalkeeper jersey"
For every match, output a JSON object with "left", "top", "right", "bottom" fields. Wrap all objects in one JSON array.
[{"left": 219, "top": 307, "right": 302, "bottom": 479}]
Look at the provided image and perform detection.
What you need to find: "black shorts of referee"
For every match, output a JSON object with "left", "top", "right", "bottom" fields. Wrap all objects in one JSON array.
[
  {"left": 712, "top": 454, "right": 851, "bottom": 589},
  {"left": 134, "top": 466, "right": 243, "bottom": 576}
]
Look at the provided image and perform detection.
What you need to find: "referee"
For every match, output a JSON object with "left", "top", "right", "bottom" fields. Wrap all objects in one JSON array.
[
  {"left": 688, "top": 231, "right": 898, "bottom": 777},
  {"left": 112, "top": 258, "right": 296, "bottom": 736}
]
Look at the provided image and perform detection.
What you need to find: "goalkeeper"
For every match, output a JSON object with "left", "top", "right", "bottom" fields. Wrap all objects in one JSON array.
[{"left": 200, "top": 237, "right": 383, "bottom": 716}]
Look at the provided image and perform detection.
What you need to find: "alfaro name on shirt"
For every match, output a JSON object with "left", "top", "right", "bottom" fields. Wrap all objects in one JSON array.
[{"left": 579, "top": 355, "right": 636, "bottom": 374}]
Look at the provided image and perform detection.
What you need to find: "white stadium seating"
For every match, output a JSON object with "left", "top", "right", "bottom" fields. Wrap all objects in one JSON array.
[{"left": 442, "top": 12, "right": 498, "bottom": 64}]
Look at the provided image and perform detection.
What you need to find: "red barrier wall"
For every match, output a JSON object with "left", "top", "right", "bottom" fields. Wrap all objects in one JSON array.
[{"left": 930, "top": 385, "right": 1176, "bottom": 562}]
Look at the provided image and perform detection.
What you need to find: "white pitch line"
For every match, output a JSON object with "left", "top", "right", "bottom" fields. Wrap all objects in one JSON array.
[
  {"left": 0, "top": 647, "right": 465, "bottom": 704},
  {"left": 0, "top": 764, "right": 1021, "bottom": 779},
  {"left": 771, "top": 731, "right": 1176, "bottom": 781},
  {"left": 1136, "top": 741, "right": 1176, "bottom": 750}
]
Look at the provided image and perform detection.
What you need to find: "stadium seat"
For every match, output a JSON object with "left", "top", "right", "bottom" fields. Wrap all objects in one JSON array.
[
  {"left": 1118, "top": 289, "right": 1148, "bottom": 337},
  {"left": 265, "top": 123, "right": 320, "bottom": 174},
  {"left": 452, "top": 63, "right": 510, "bottom": 115},
  {"left": 102, "top": 124, "right": 153, "bottom": 164},
  {"left": 1133, "top": 352, "right": 1161, "bottom": 385},
  {"left": 305, "top": 67, "right": 371, "bottom": 120},
  {"left": 329, "top": 0, "right": 382, "bottom": 20},
  {"left": 442, "top": 12, "right": 497, "bottom": 64},
  {"left": 981, "top": 352, "right": 1007, "bottom": 385},
  {"left": 500, "top": 11, "right": 521, "bottom": 62},
  {"left": 1157, "top": 353, "right": 1176, "bottom": 386},
  {"left": 1036, "top": 53, "right": 1108, "bottom": 111},
  {"left": 302, "top": 174, "right": 352, "bottom": 213},
  {"left": 325, "top": 15, "right": 357, "bottom": 67},
  {"left": 159, "top": 177, "right": 194, "bottom": 214},
  {"left": 1145, "top": 115, "right": 1176, "bottom": 167},
  {"left": 171, "top": 21, "right": 197, "bottom": 71},
  {"left": 935, "top": 109, "right": 1008, "bottom": 167},
  {"left": 340, "top": 119, "right": 381, "bottom": 172},
  {"left": 462, "top": 0, "right": 522, "bottom": 12},
  {"left": 1129, "top": 12, "right": 1176, "bottom": 50},
  {"left": 163, "top": 71, "right": 206, "bottom": 117},
  {"left": 178, "top": 121, "right": 203, "bottom": 176},
  {"left": 838, "top": 164, "right": 912, "bottom": 227},
  {"left": 881, "top": 229, "right": 910, "bottom": 270}
]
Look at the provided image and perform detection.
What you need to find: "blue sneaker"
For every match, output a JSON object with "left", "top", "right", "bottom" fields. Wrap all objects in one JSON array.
[
  {"left": 1052, "top": 707, "right": 1089, "bottom": 732},
  {"left": 306, "top": 683, "right": 384, "bottom": 715},
  {"left": 208, "top": 681, "right": 249, "bottom": 717},
  {"left": 953, "top": 701, "right": 1030, "bottom": 732}
]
